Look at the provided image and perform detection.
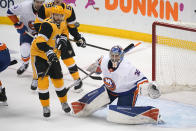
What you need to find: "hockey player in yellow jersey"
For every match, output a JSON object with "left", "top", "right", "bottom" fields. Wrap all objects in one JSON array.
[
  {"left": 31, "top": 5, "right": 77, "bottom": 117},
  {"left": 31, "top": 0, "right": 86, "bottom": 91}
]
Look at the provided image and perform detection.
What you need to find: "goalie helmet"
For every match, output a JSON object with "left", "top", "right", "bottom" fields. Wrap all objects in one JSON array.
[{"left": 109, "top": 45, "right": 124, "bottom": 68}]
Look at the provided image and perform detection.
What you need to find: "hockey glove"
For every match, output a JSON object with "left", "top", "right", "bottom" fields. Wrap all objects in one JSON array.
[
  {"left": 76, "top": 37, "right": 86, "bottom": 48},
  {"left": 46, "top": 50, "right": 58, "bottom": 63},
  {"left": 147, "top": 82, "right": 161, "bottom": 99},
  {"left": 55, "top": 34, "right": 67, "bottom": 50},
  {"left": 14, "top": 22, "right": 27, "bottom": 35}
]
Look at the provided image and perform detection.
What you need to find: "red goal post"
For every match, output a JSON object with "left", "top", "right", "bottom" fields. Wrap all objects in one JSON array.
[{"left": 152, "top": 21, "right": 196, "bottom": 92}]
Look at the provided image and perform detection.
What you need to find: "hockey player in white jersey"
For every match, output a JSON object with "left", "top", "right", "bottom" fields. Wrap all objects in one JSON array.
[
  {"left": 69, "top": 45, "right": 161, "bottom": 124},
  {"left": 7, "top": 0, "right": 45, "bottom": 90}
]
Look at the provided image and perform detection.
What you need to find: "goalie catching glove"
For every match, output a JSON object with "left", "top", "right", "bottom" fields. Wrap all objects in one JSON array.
[
  {"left": 55, "top": 34, "right": 67, "bottom": 50},
  {"left": 147, "top": 82, "right": 161, "bottom": 99}
]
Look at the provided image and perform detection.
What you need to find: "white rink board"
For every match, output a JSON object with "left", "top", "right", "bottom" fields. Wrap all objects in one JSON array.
[{"left": 1, "top": 0, "right": 196, "bottom": 35}]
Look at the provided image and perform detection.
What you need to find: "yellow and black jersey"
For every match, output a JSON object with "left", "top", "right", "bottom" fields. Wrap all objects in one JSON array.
[
  {"left": 35, "top": 2, "right": 75, "bottom": 29},
  {"left": 34, "top": 2, "right": 81, "bottom": 40},
  {"left": 31, "top": 18, "right": 69, "bottom": 60}
]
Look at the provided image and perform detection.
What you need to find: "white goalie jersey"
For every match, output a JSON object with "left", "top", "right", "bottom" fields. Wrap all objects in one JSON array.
[
  {"left": 7, "top": 1, "right": 37, "bottom": 34},
  {"left": 99, "top": 55, "right": 148, "bottom": 93}
]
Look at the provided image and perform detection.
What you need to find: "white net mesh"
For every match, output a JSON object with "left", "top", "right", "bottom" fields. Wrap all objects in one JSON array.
[{"left": 153, "top": 22, "right": 196, "bottom": 93}]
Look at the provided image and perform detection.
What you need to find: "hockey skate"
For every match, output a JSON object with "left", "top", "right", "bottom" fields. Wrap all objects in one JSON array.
[
  {"left": 17, "top": 63, "right": 29, "bottom": 75},
  {"left": 0, "top": 88, "right": 8, "bottom": 106},
  {"left": 73, "top": 78, "right": 83, "bottom": 93},
  {"left": 31, "top": 79, "right": 37, "bottom": 90},
  {"left": 43, "top": 106, "right": 50, "bottom": 117},
  {"left": 61, "top": 102, "right": 71, "bottom": 113}
]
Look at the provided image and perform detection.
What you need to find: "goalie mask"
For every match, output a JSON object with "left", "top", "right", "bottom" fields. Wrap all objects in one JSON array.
[{"left": 109, "top": 45, "right": 124, "bottom": 68}]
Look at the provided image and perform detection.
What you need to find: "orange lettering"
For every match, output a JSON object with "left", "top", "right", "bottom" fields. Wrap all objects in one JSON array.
[
  {"left": 104, "top": 0, "right": 180, "bottom": 22},
  {"left": 133, "top": 0, "right": 146, "bottom": 16},
  {"left": 159, "top": 0, "right": 164, "bottom": 19},
  {"left": 166, "top": 1, "right": 178, "bottom": 21},
  {"left": 105, "top": 0, "right": 118, "bottom": 10},
  {"left": 147, "top": 0, "right": 158, "bottom": 18},
  {"left": 120, "top": 0, "right": 132, "bottom": 13}
]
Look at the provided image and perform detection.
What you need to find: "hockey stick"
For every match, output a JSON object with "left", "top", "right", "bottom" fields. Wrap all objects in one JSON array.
[
  {"left": 123, "top": 42, "right": 142, "bottom": 53},
  {"left": 41, "top": 62, "right": 52, "bottom": 79},
  {"left": 26, "top": 31, "right": 110, "bottom": 52},
  {"left": 77, "top": 66, "right": 102, "bottom": 80},
  {"left": 25, "top": 31, "right": 34, "bottom": 38},
  {"left": 69, "top": 39, "right": 110, "bottom": 51},
  {"left": 9, "top": 60, "right": 18, "bottom": 66},
  {"left": 66, "top": 71, "right": 95, "bottom": 90}
]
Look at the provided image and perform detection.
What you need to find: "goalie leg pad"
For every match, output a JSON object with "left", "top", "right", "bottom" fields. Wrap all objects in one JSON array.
[
  {"left": 71, "top": 102, "right": 85, "bottom": 114},
  {"left": 70, "top": 86, "right": 110, "bottom": 117},
  {"left": 107, "top": 105, "right": 159, "bottom": 124}
]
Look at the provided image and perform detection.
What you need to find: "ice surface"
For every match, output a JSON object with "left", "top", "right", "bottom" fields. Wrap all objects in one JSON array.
[{"left": 0, "top": 25, "right": 196, "bottom": 131}]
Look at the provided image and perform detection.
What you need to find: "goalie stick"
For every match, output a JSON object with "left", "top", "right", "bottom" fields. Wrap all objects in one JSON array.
[
  {"left": 66, "top": 71, "right": 95, "bottom": 91},
  {"left": 77, "top": 66, "right": 102, "bottom": 80}
]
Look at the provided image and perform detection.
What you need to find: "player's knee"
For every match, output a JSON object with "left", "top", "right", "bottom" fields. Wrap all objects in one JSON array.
[
  {"left": 51, "top": 78, "right": 64, "bottom": 88},
  {"left": 38, "top": 77, "right": 49, "bottom": 90},
  {"left": 62, "top": 57, "right": 75, "bottom": 67}
]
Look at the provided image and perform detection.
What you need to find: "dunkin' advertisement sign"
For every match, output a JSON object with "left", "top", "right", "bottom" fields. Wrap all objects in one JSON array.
[
  {"left": 63, "top": 0, "right": 195, "bottom": 33},
  {"left": 0, "top": 0, "right": 195, "bottom": 34}
]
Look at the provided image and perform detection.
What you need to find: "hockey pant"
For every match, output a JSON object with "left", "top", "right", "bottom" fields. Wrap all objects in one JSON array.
[
  {"left": 60, "top": 40, "right": 80, "bottom": 81},
  {"left": 0, "top": 46, "right": 10, "bottom": 72},
  {"left": 31, "top": 56, "right": 67, "bottom": 107}
]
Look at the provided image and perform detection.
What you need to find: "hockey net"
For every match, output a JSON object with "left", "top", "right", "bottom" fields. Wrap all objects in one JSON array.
[{"left": 152, "top": 21, "right": 196, "bottom": 93}]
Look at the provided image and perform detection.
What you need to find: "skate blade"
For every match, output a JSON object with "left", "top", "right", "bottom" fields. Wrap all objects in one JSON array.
[{"left": 0, "top": 102, "right": 8, "bottom": 106}]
